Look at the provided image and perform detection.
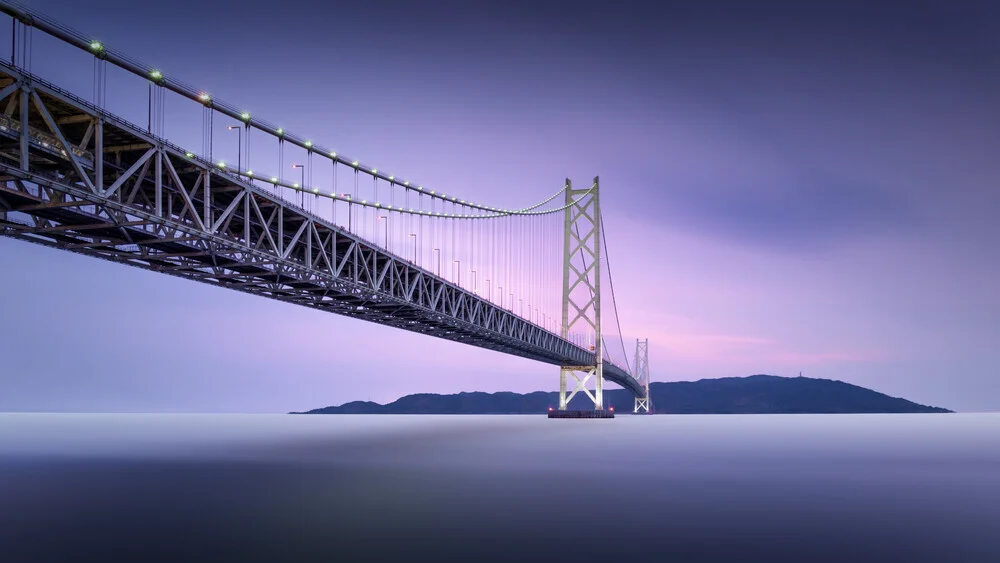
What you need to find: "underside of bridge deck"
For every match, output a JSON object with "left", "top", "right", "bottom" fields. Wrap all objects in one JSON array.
[{"left": 0, "top": 61, "right": 644, "bottom": 398}]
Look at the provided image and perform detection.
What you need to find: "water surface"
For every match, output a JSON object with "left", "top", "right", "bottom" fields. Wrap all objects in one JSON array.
[{"left": 2, "top": 413, "right": 998, "bottom": 562}]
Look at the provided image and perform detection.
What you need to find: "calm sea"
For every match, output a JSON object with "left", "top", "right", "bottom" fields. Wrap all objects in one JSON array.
[{"left": 1, "top": 413, "right": 998, "bottom": 562}]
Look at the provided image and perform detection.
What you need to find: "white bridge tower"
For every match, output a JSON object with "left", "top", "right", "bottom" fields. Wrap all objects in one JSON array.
[
  {"left": 559, "top": 177, "right": 604, "bottom": 410},
  {"left": 633, "top": 338, "right": 651, "bottom": 413}
]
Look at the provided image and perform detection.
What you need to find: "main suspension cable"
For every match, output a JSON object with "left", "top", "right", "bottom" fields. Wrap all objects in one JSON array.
[{"left": 601, "top": 210, "right": 631, "bottom": 376}]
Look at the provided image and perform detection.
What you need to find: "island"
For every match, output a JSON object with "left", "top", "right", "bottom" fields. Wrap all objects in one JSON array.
[{"left": 291, "top": 374, "right": 953, "bottom": 414}]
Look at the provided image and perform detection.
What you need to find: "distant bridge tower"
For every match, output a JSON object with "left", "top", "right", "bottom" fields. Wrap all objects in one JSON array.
[
  {"left": 559, "top": 177, "right": 604, "bottom": 411},
  {"left": 633, "top": 338, "right": 651, "bottom": 413}
]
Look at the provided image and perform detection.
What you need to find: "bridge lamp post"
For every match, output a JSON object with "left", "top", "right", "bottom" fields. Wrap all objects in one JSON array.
[
  {"left": 471, "top": 270, "right": 477, "bottom": 295},
  {"left": 377, "top": 216, "right": 388, "bottom": 248},
  {"left": 453, "top": 260, "right": 461, "bottom": 286},
  {"left": 485, "top": 280, "right": 491, "bottom": 303},
  {"left": 226, "top": 125, "right": 241, "bottom": 174},
  {"left": 433, "top": 248, "right": 441, "bottom": 276},
  {"left": 408, "top": 233, "right": 417, "bottom": 264},
  {"left": 337, "top": 194, "right": 352, "bottom": 230},
  {"left": 291, "top": 164, "right": 305, "bottom": 208}
]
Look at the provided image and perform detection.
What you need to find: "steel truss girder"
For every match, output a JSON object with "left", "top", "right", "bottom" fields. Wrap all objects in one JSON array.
[
  {"left": 0, "top": 167, "right": 600, "bottom": 368},
  {"left": 0, "top": 62, "right": 644, "bottom": 396}
]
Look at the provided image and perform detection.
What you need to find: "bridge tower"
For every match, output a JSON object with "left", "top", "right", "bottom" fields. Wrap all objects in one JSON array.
[
  {"left": 559, "top": 177, "right": 604, "bottom": 411},
  {"left": 633, "top": 338, "right": 652, "bottom": 413}
]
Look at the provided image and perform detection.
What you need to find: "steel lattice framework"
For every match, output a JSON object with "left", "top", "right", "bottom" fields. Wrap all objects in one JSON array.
[
  {"left": 559, "top": 178, "right": 606, "bottom": 410},
  {"left": 0, "top": 60, "right": 648, "bottom": 398},
  {"left": 633, "top": 338, "right": 651, "bottom": 413}
]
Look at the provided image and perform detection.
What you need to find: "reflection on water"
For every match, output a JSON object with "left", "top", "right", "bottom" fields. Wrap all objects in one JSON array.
[{"left": 1, "top": 413, "right": 998, "bottom": 562}]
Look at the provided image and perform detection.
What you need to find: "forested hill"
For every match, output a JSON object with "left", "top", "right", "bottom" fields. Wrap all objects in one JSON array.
[{"left": 292, "top": 375, "right": 953, "bottom": 414}]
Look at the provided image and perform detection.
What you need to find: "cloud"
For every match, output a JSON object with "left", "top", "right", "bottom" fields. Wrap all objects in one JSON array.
[
  {"left": 656, "top": 172, "right": 917, "bottom": 254},
  {"left": 642, "top": 328, "right": 885, "bottom": 369}
]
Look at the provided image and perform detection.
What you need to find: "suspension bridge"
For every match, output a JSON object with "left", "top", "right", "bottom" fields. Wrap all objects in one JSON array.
[{"left": 0, "top": 2, "right": 652, "bottom": 414}]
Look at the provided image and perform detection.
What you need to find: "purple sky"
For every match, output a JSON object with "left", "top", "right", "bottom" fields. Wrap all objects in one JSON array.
[{"left": 2, "top": 0, "right": 998, "bottom": 412}]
